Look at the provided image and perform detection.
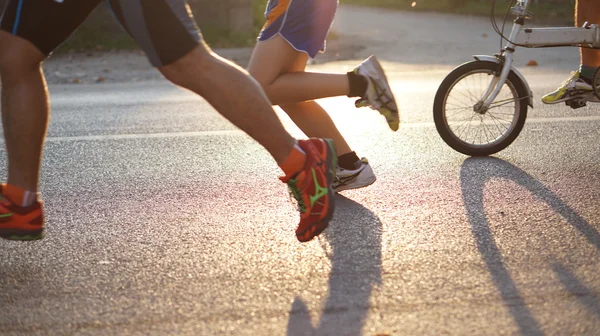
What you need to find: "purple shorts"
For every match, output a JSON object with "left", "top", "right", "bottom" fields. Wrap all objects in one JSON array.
[{"left": 258, "top": 0, "right": 338, "bottom": 58}]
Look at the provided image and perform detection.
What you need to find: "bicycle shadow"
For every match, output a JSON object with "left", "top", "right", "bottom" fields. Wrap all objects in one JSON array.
[
  {"left": 286, "top": 195, "right": 383, "bottom": 336},
  {"left": 460, "top": 157, "right": 600, "bottom": 335},
  {"left": 551, "top": 262, "right": 600, "bottom": 319}
]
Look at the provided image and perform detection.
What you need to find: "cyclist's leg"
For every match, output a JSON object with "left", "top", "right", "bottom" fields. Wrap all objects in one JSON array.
[
  {"left": 107, "top": 0, "right": 296, "bottom": 163},
  {"left": 542, "top": 0, "right": 600, "bottom": 104},
  {"left": 0, "top": 0, "right": 101, "bottom": 193},
  {"left": 577, "top": 0, "right": 600, "bottom": 71}
]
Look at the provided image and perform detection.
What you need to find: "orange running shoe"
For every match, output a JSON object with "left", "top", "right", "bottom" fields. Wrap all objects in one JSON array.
[
  {"left": 281, "top": 138, "right": 337, "bottom": 242},
  {"left": 0, "top": 192, "right": 45, "bottom": 241}
]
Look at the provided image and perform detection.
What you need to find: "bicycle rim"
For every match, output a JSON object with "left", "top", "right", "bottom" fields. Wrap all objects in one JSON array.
[{"left": 442, "top": 69, "right": 520, "bottom": 149}]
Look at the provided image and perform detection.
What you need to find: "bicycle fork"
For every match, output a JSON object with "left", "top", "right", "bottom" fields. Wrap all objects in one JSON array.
[{"left": 475, "top": 21, "right": 533, "bottom": 113}]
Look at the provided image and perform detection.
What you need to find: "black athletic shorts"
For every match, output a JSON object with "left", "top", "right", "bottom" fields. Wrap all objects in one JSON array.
[{"left": 0, "top": 0, "right": 202, "bottom": 67}]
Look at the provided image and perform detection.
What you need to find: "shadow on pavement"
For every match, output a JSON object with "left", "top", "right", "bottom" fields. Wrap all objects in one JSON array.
[
  {"left": 460, "top": 157, "right": 600, "bottom": 336},
  {"left": 551, "top": 262, "right": 600, "bottom": 319},
  {"left": 286, "top": 195, "right": 382, "bottom": 336}
]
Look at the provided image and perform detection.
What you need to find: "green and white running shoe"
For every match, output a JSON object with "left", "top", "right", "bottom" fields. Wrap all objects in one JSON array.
[
  {"left": 353, "top": 55, "right": 400, "bottom": 131},
  {"left": 542, "top": 71, "right": 597, "bottom": 104},
  {"left": 332, "top": 157, "right": 376, "bottom": 193}
]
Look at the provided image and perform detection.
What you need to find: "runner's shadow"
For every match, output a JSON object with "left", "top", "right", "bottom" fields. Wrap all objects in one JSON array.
[
  {"left": 460, "top": 157, "right": 600, "bottom": 336},
  {"left": 287, "top": 195, "right": 382, "bottom": 336}
]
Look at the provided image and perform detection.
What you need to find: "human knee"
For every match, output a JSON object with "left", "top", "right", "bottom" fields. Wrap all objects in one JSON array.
[
  {"left": 279, "top": 102, "right": 308, "bottom": 116},
  {"left": 158, "top": 44, "right": 216, "bottom": 88},
  {"left": 0, "top": 32, "right": 44, "bottom": 79}
]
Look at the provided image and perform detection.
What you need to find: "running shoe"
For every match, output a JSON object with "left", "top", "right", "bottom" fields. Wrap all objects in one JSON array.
[
  {"left": 333, "top": 157, "right": 376, "bottom": 193},
  {"left": 353, "top": 55, "right": 400, "bottom": 131},
  {"left": 542, "top": 70, "right": 597, "bottom": 104},
  {"left": 280, "top": 138, "right": 337, "bottom": 242},
  {"left": 0, "top": 190, "right": 44, "bottom": 241}
]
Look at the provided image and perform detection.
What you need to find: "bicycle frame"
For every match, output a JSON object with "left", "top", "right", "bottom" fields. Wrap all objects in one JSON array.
[{"left": 480, "top": 0, "right": 600, "bottom": 109}]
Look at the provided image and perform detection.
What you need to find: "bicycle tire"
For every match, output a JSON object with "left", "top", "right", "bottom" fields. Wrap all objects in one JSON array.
[{"left": 433, "top": 60, "right": 529, "bottom": 156}]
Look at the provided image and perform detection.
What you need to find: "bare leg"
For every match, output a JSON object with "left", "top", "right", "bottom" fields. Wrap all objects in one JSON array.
[
  {"left": 248, "top": 35, "right": 350, "bottom": 105},
  {"left": 159, "top": 42, "right": 295, "bottom": 164},
  {"left": 577, "top": 0, "right": 600, "bottom": 67},
  {"left": 279, "top": 57, "right": 353, "bottom": 156},
  {"left": 248, "top": 35, "right": 353, "bottom": 156},
  {"left": 0, "top": 31, "right": 49, "bottom": 192}
]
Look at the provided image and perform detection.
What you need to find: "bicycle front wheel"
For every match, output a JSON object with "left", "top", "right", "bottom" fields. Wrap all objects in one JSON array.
[{"left": 433, "top": 60, "right": 529, "bottom": 156}]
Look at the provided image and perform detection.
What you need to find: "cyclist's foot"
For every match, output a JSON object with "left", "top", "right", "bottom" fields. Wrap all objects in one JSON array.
[
  {"left": 0, "top": 189, "right": 45, "bottom": 241},
  {"left": 353, "top": 55, "right": 400, "bottom": 131},
  {"left": 333, "top": 157, "right": 376, "bottom": 193},
  {"left": 542, "top": 70, "right": 597, "bottom": 104},
  {"left": 280, "top": 138, "right": 337, "bottom": 242}
]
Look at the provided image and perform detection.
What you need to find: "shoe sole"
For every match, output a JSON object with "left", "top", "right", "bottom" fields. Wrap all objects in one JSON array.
[
  {"left": 542, "top": 95, "right": 598, "bottom": 104},
  {"left": 542, "top": 89, "right": 597, "bottom": 104},
  {"left": 333, "top": 175, "right": 377, "bottom": 193},
  {"left": 0, "top": 228, "right": 45, "bottom": 241},
  {"left": 364, "top": 56, "right": 400, "bottom": 131},
  {"left": 296, "top": 139, "right": 337, "bottom": 242}
]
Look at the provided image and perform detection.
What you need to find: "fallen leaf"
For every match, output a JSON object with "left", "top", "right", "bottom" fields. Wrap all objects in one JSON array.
[{"left": 526, "top": 60, "right": 538, "bottom": 66}]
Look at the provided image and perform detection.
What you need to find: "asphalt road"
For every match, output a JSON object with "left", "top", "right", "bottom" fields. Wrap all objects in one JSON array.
[{"left": 1, "top": 6, "right": 600, "bottom": 336}]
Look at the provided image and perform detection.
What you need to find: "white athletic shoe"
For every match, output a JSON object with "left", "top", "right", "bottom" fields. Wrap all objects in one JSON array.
[
  {"left": 353, "top": 55, "right": 400, "bottom": 131},
  {"left": 332, "top": 157, "right": 376, "bottom": 193},
  {"left": 541, "top": 70, "right": 597, "bottom": 104}
]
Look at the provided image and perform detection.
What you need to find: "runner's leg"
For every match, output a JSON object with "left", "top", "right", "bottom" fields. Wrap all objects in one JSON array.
[
  {"left": 106, "top": 0, "right": 337, "bottom": 241},
  {"left": 248, "top": 38, "right": 352, "bottom": 156},
  {"left": 0, "top": 0, "right": 101, "bottom": 192},
  {"left": 248, "top": 34, "right": 351, "bottom": 106}
]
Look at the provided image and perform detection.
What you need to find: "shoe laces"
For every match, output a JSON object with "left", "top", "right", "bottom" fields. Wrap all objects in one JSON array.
[
  {"left": 360, "top": 79, "right": 396, "bottom": 114},
  {"left": 561, "top": 71, "right": 583, "bottom": 89},
  {"left": 287, "top": 179, "right": 306, "bottom": 213}
]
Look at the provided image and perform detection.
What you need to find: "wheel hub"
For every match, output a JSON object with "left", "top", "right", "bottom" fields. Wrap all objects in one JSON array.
[{"left": 473, "top": 101, "right": 488, "bottom": 114}]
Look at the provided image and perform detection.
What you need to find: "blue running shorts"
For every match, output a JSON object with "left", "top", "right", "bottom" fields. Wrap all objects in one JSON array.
[{"left": 258, "top": 0, "right": 338, "bottom": 58}]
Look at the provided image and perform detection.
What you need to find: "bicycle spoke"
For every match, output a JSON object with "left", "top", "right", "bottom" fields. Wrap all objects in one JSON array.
[
  {"left": 454, "top": 113, "right": 478, "bottom": 141},
  {"left": 442, "top": 66, "right": 524, "bottom": 149},
  {"left": 486, "top": 110, "right": 513, "bottom": 124},
  {"left": 488, "top": 113, "right": 509, "bottom": 139}
]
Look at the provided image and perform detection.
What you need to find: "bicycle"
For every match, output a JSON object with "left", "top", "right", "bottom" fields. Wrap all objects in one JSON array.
[{"left": 433, "top": 0, "right": 600, "bottom": 156}]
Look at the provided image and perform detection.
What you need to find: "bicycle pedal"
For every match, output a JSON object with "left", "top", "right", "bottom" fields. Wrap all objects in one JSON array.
[{"left": 566, "top": 99, "right": 588, "bottom": 109}]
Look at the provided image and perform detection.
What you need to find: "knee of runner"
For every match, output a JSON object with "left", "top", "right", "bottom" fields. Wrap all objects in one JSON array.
[
  {"left": 0, "top": 35, "right": 44, "bottom": 77},
  {"left": 279, "top": 102, "right": 307, "bottom": 115},
  {"left": 158, "top": 45, "right": 216, "bottom": 87}
]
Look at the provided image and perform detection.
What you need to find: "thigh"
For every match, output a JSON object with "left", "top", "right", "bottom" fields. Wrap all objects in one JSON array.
[
  {"left": 106, "top": 0, "right": 202, "bottom": 67},
  {"left": 248, "top": 34, "right": 309, "bottom": 86},
  {"left": 0, "top": 0, "right": 102, "bottom": 56}
]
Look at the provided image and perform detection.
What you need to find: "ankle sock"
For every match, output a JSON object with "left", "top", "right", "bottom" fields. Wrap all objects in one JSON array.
[
  {"left": 338, "top": 151, "right": 361, "bottom": 170},
  {"left": 579, "top": 64, "right": 596, "bottom": 83},
  {"left": 280, "top": 144, "right": 307, "bottom": 178},
  {"left": 347, "top": 72, "right": 368, "bottom": 98},
  {"left": 2, "top": 183, "right": 37, "bottom": 207}
]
